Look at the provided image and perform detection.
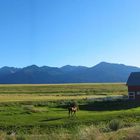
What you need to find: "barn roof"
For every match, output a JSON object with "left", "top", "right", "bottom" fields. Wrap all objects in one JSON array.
[{"left": 127, "top": 72, "right": 140, "bottom": 86}]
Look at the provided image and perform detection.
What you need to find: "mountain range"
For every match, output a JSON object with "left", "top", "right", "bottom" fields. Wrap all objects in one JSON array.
[{"left": 0, "top": 62, "right": 140, "bottom": 84}]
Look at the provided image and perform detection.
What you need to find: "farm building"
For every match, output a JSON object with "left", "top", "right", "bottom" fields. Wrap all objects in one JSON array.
[{"left": 127, "top": 72, "right": 140, "bottom": 100}]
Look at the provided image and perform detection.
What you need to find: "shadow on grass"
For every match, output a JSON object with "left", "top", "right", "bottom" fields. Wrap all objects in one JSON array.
[
  {"left": 79, "top": 100, "right": 140, "bottom": 111},
  {"left": 41, "top": 117, "right": 64, "bottom": 122}
]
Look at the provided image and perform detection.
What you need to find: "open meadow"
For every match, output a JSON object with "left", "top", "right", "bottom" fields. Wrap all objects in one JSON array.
[{"left": 0, "top": 83, "right": 139, "bottom": 140}]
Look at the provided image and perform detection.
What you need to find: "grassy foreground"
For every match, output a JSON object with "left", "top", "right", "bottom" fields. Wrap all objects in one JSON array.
[{"left": 0, "top": 83, "right": 138, "bottom": 139}]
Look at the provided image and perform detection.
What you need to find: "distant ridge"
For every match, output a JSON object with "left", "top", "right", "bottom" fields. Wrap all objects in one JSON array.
[{"left": 0, "top": 62, "right": 140, "bottom": 84}]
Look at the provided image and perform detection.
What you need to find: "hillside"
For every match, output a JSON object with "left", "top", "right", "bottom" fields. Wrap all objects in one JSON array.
[{"left": 0, "top": 62, "right": 139, "bottom": 84}]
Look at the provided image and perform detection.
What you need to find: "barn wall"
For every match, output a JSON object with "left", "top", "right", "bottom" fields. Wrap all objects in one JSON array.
[
  {"left": 135, "top": 94, "right": 140, "bottom": 100},
  {"left": 128, "top": 86, "right": 140, "bottom": 100},
  {"left": 128, "top": 86, "right": 140, "bottom": 91}
]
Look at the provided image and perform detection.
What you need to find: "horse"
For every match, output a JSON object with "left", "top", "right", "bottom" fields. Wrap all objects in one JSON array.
[{"left": 68, "top": 106, "right": 78, "bottom": 117}]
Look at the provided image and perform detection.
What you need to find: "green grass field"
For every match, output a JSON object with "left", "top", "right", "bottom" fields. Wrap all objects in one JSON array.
[{"left": 0, "top": 83, "right": 139, "bottom": 139}]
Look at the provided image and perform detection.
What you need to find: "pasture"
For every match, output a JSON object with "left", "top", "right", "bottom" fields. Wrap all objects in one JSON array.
[{"left": 0, "top": 83, "right": 139, "bottom": 139}]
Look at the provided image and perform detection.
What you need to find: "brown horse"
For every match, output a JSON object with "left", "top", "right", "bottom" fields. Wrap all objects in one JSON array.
[{"left": 68, "top": 106, "right": 78, "bottom": 117}]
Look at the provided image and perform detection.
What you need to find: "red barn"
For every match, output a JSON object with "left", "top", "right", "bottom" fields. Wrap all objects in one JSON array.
[{"left": 127, "top": 72, "right": 140, "bottom": 100}]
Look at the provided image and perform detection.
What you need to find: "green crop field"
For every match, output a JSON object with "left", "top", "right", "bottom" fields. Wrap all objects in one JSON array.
[{"left": 0, "top": 83, "right": 139, "bottom": 140}]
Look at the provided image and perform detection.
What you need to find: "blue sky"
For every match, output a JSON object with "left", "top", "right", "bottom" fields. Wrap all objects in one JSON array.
[{"left": 0, "top": 0, "right": 140, "bottom": 67}]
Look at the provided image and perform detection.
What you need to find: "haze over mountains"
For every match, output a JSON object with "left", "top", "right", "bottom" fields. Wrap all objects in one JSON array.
[{"left": 0, "top": 62, "right": 140, "bottom": 84}]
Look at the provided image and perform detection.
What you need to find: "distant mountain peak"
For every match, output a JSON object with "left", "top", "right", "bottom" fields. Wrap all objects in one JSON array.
[
  {"left": 99, "top": 61, "right": 109, "bottom": 64},
  {"left": 1, "top": 66, "right": 17, "bottom": 70},
  {"left": 24, "top": 65, "right": 39, "bottom": 69},
  {"left": 61, "top": 65, "right": 77, "bottom": 71},
  {"left": 97, "top": 61, "right": 116, "bottom": 66},
  {"left": 61, "top": 65, "right": 75, "bottom": 68}
]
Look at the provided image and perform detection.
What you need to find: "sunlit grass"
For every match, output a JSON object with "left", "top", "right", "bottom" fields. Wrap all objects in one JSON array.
[
  {"left": 0, "top": 83, "right": 127, "bottom": 95},
  {"left": 0, "top": 94, "right": 112, "bottom": 102}
]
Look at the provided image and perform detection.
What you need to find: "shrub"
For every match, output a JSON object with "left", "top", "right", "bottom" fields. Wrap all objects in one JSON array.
[
  {"left": 108, "top": 119, "right": 123, "bottom": 131},
  {"left": 69, "top": 101, "right": 78, "bottom": 107}
]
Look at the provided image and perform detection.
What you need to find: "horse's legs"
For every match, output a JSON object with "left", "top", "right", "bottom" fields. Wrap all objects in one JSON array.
[{"left": 68, "top": 108, "right": 72, "bottom": 117}]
